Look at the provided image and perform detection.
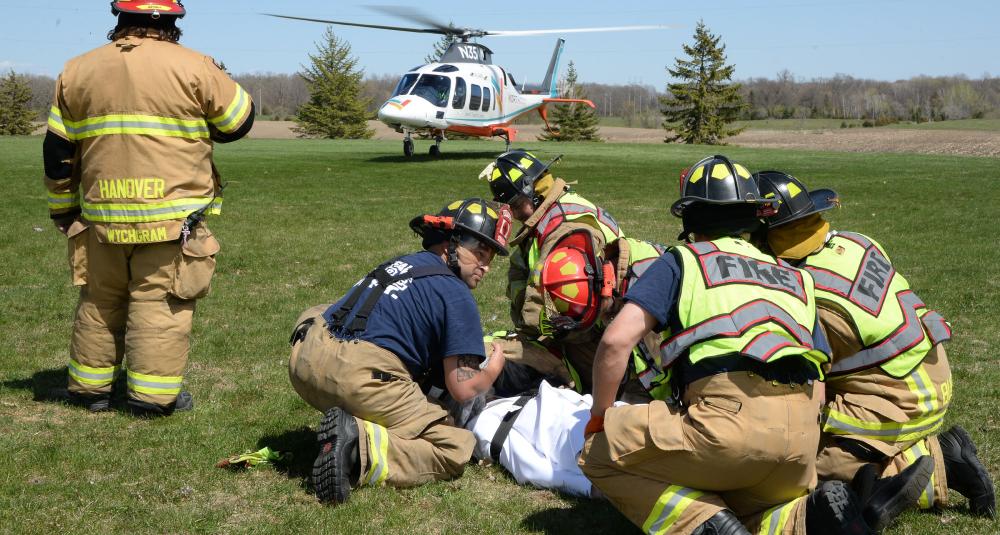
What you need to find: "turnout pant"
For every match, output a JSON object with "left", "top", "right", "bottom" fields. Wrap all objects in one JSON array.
[
  {"left": 289, "top": 316, "right": 474, "bottom": 488},
  {"left": 580, "top": 372, "right": 821, "bottom": 535},
  {"left": 66, "top": 222, "right": 218, "bottom": 408},
  {"left": 816, "top": 344, "right": 952, "bottom": 509}
]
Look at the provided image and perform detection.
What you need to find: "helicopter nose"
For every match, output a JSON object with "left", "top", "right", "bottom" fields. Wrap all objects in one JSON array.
[{"left": 378, "top": 97, "right": 439, "bottom": 128}]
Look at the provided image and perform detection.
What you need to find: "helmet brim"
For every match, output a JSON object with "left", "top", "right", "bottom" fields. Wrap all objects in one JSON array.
[
  {"left": 409, "top": 216, "right": 510, "bottom": 256},
  {"left": 770, "top": 188, "right": 839, "bottom": 227},
  {"left": 670, "top": 196, "right": 776, "bottom": 218},
  {"left": 113, "top": 1, "right": 186, "bottom": 16}
]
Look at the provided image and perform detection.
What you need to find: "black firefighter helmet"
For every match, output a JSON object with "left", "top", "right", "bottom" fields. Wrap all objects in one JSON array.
[
  {"left": 753, "top": 171, "right": 839, "bottom": 227},
  {"left": 671, "top": 155, "right": 777, "bottom": 240},
  {"left": 487, "top": 149, "right": 561, "bottom": 206},
  {"left": 410, "top": 198, "right": 512, "bottom": 256},
  {"left": 111, "top": 1, "right": 186, "bottom": 18}
]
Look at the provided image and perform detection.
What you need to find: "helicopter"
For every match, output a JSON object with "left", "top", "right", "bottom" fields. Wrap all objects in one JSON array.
[{"left": 266, "top": 8, "right": 671, "bottom": 156}]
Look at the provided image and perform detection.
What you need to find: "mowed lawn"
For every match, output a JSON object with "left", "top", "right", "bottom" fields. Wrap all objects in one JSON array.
[{"left": 0, "top": 136, "right": 997, "bottom": 534}]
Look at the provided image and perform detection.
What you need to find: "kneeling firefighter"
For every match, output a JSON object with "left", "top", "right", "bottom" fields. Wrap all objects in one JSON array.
[{"left": 288, "top": 199, "right": 512, "bottom": 505}]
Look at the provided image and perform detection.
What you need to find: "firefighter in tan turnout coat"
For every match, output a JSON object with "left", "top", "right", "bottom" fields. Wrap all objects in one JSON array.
[{"left": 44, "top": 0, "right": 254, "bottom": 415}]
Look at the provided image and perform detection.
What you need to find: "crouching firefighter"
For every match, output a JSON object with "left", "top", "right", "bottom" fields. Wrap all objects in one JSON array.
[
  {"left": 287, "top": 199, "right": 513, "bottom": 505},
  {"left": 755, "top": 170, "right": 995, "bottom": 524}
]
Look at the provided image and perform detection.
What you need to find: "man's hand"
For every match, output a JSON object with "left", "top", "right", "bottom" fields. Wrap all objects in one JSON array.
[{"left": 53, "top": 216, "right": 76, "bottom": 235}]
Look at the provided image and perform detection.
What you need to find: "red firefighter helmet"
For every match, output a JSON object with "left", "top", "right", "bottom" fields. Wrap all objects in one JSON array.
[
  {"left": 111, "top": 1, "right": 186, "bottom": 18},
  {"left": 540, "top": 234, "right": 615, "bottom": 332}
]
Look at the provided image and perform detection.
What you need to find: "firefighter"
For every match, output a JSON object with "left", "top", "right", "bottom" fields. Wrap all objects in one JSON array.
[
  {"left": 578, "top": 155, "right": 932, "bottom": 535},
  {"left": 45, "top": 1, "right": 254, "bottom": 416},
  {"left": 539, "top": 236, "right": 671, "bottom": 401},
  {"left": 288, "top": 199, "right": 512, "bottom": 505},
  {"left": 480, "top": 149, "right": 625, "bottom": 393},
  {"left": 755, "top": 170, "right": 996, "bottom": 523}
]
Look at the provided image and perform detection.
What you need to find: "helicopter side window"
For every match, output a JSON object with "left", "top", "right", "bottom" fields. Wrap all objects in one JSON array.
[
  {"left": 452, "top": 77, "right": 467, "bottom": 109},
  {"left": 482, "top": 87, "right": 492, "bottom": 112},
  {"left": 469, "top": 85, "right": 482, "bottom": 111},
  {"left": 410, "top": 74, "right": 452, "bottom": 108},
  {"left": 392, "top": 73, "right": 420, "bottom": 98}
]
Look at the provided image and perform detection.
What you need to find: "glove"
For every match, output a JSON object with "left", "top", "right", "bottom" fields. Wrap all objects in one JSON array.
[
  {"left": 216, "top": 447, "right": 288, "bottom": 469},
  {"left": 584, "top": 415, "right": 605, "bottom": 437}
]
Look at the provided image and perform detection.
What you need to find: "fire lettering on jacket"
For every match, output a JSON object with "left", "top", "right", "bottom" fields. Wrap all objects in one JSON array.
[
  {"left": 98, "top": 178, "right": 166, "bottom": 200},
  {"left": 107, "top": 227, "right": 168, "bottom": 244}
]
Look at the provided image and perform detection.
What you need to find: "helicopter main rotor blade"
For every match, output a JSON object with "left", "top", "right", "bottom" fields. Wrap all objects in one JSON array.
[
  {"left": 485, "top": 24, "right": 677, "bottom": 37},
  {"left": 365, "top": 5, "right": 458, "bottom": 34},
  {"left": 263, "top": 13, "right": 450, "bottom": 35}
]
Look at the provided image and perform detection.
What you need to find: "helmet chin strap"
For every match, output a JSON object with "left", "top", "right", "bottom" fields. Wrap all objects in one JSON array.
[{"left": 446, "top": 236, "right": 462, "bottom": 277}]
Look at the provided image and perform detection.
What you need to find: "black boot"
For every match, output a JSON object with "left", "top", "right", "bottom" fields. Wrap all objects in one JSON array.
[
  {"left": 126, "top": 391, "right": 193, "bottom": 417},
  {"left": 806, "top": 480, "right": 872, "bottom": 535},
  {"left": 860, "top": 455, "right": 932, "bottom": 532},
  {"left": 65, "top": 391, "right": 112, "bottom": 412},
  {"left": 313, "top": 407, "right": 361, "bottom": 505},
  {"left": 938, "top": 425, "right": 996, "bottom": 518},
  {"left": 691, "top": 510, "right": 750, "bottom": 535}
]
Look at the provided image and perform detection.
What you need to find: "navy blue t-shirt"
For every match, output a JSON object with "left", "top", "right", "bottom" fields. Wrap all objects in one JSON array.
[
  {"left": 323, "top": 251, "right": 486, "bottom": 378},
  {"left": 624, "top": 250, "right": 831, "bottom": 353}
]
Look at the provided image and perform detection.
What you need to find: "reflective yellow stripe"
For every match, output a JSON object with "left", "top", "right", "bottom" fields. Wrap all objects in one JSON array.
[
  {"left": 363, "top": 420, "right": 390, "bottom": 486},
  {"left": 642, "top": 485, "right": 704, "bottom": 535},
  {"left": 823, "top": 405, "right": 945, "bottom": 443},
  {"left": 126, "top": 369, "right": 183, "bottom": 395},
  {"left": 81, "top": 197, "right": 222, "bottom": 223},
  {"left": 901, "top": 441, "right": 935, "bottom": 509},
  {"left": 758, "top": 497, "right": 803, "bottom": 535},
  {"left": 61, "top": 114, "right": 209, "bottom": 141},
  {"left": 209, "top": 84, "right": 251, "bottom": 133},
  {"left": 48, "top": 191, "right": 80, "bottom": 211},
  {"left": 68, "top": 359, "right": 118, "bottom": 387},
  {"left": 47, "top": 105, "right": 68, "bottom": 137}
]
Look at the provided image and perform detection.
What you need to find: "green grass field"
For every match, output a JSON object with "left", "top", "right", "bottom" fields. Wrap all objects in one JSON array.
[{"left": 1, "top": 137, "right": 997, "bottom": 534}]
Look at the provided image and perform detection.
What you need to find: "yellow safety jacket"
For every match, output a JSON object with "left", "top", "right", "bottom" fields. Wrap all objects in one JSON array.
[
  {"left": 662, "top": 237, "right": 828, "bottom": 377},
  {"left": 802, "top": 231, "right": 951, "bottom": 378},
  {"left": 617, "top": 238, "right": 671, "bottom": 400},
  {"left": 45, "top": 35, "right": 253, "bottom": 244}
]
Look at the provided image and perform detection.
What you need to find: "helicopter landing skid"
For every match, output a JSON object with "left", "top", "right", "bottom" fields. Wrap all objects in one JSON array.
[{"left": 402, "top": 130, "right": 414, "bottom": 157}]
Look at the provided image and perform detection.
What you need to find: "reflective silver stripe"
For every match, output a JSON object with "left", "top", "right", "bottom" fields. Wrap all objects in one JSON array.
[
  {"left": 647, "top": 487, "right": 700, "bottom": 534},
  {"left": 48, "top": 196, "right": 78, "bottom": 206},
  {"left": 82, "top": 199, "right": 218, "bottom": 219},
  {"left": 824, "top": 412, "right": 944, "bottom": 439},
  {"left": 906, "top": 444, "right": 935, "bottom": 506},
  {"left": 701, "top": 250, "right": 807, "bottom": 301},
  {"left": 848, "top": 245, "right": 894, "bottom": 314},
  {"left": 908, "top": 369, "right": 935, "bottom": 413},
  {"left": 686, "top": 242, "right": 717, "bottom": 254},
  {"left": 536, "top": 202, "right": 601, "bottom": 236},
  {"left": 829, "top": 291, "right": 931, "bottom": 375},
  {"left": 211, "top": 86, "right": 249, "bottom": 131},
  {"left": 127, "top": 376, "right": 182, "bottom": 390},
  {"left": 837, "top": 231, "right": 874, "bottom": 248},
  {"left": 766, "top": 505, "right": 784, "bottom": 535},
  {"left": 66, "top": 120, "right": 209, "bottom": 137},
  {"left": 67, "top": 362, "right": 115, "bottom": 382},
  {"left": 920, "top": 311, "right": 951, "bottom": 344},
  {"left": 805, "top": 266, "right": 853, "bottom": 297},
  {"left": 744, "top": 332, "right": 800, "bottom": 361},
  {"left": 367, "top": 424, "right": 387, "bottom": 485},
  {"left": 595, "top": 207, "right": 620, "bottom": 235},
  {"left": 659, "top": 299, "right": 812, "bottom": 366}
]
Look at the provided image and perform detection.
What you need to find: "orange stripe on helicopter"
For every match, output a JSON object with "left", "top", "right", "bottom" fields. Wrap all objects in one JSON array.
[{"left": 386, "top": 98, "right": 413, "bottom": 110}]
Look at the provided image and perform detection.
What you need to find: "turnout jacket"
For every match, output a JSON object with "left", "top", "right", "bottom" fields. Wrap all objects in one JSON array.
[{"left": 44, "top": 34, "right": 254, "bottom": 244}]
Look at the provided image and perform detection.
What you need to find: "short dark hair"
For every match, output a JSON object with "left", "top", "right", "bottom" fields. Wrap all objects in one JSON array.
[
  {"left": 681, "top": 202, "right": 762, "bottom": 239},
  {"left": 108, "top": 13, "right": 182, "bottom": 42}
]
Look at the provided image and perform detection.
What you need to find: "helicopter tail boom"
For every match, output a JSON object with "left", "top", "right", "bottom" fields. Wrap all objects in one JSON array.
[{"left": 521, "top": 38, "right": 565, "bottom": 96}]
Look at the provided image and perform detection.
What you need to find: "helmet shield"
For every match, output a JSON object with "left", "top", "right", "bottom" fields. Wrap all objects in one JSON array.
[
  {"left": 410, "top": 198, "right": 512, "bottom": 256},
  {"left": 754, "top": 171, "right": 839, "bottom": 227},
  {"left": 670, "top": 155, "right": 775, "bottom": 218},
  {"left": 488, "top": 150, "right": 559, "bottom": 205},
  {"left": 112, "top": 1, "right": 186, "bottom": 17}
]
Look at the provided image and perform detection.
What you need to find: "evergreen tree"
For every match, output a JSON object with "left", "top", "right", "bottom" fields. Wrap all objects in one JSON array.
[
  {"left": 294, "top": 28, "right": 373, "bottom": 139},
  {"left": 0, "top": 70, "right": 37, "bottom": 136},
  {"left": 424, "top": 24, "right": 458, "bottom": 63},
  {"left": 538, "top": 61, "right": 601, "bottom": 142},
  {"left": 660, "top": 21, "right": 745, "bottom": 144}
]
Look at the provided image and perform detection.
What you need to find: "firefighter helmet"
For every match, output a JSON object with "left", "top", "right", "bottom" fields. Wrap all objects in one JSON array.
[
  {"left": 540, "top": 233, "right": 614, "bottom": 332},
  {"left": 410, "top": 198, "right": 512, "bottom": 256},
  {"left": 111, "top": 1, "right": 186, "bottom": 18},
  {"left": 487, "top": 149, "right": 561, "bottom": 205},
  {"left": 753, "top": 171, "right": 839, "bottom": 227},
  {"left": 670, "top": 155, "right": 775, "bottom": 218}
]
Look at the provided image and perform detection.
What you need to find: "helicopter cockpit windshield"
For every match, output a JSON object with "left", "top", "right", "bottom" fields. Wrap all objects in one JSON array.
[{"left": 402, "top": 74, "right": 451, "bottom": 108}]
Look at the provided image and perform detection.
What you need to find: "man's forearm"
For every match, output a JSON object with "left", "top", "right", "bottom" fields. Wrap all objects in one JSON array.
[{"left": 590, "top": 338, "right": 630, "bottom": 419}]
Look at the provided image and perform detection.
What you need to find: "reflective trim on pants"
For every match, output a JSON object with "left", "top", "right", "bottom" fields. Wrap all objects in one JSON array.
[
  {"left": 642, "top": 485, "right": 705, "bottom": 535},
  {"left": 126, "top": 369, "right": 183, "bottom": 396},
  {"left": 68, "top": 358, "right": 118, "bottom": 387},
  {"left": 823, "top": 405, "right": 945, "bottom": 443},
  {"left": 363, "top": 420, "right": 390, "bottom": 486},
  {"left": 901, "top": 440, "right": 935, "bottom": 509},
  {"left": 758, "top": 496, "right": 804, "bottom": 535}
]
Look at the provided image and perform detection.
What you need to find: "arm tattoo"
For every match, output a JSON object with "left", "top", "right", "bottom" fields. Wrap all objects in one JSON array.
[{"left": 455, "top": 355, "right": 483, "bottom": 383}]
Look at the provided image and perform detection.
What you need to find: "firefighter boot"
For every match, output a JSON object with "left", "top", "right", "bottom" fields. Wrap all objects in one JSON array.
[
  {"left": 861, "top": 455, "right": 933, "bottom": 532},
  {"left": 65, "top": 391, "right": 112, "bottom": 412},
  {"left": 691, "top": 510, "right": 750, "bottom": 535},
  {"left": 938, "top": 426, "right": 996, "bottom": 518},
  {"left": 127, "top": 390, "right": 194, "bottom": 417},
  {"left": 313, "top": 407, "right": 361, "bottom": 505},
  {"left": 806, "top": 480, "right": 873, "bottom": 535}
]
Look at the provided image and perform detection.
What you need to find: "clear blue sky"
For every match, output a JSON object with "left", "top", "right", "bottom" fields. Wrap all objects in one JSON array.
[{"left": 1, "top": 1, "right": 996, "bottom": 86}]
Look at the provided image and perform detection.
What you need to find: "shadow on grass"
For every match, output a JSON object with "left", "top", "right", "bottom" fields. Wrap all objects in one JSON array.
[
  {"left": 366, "top": 150, "right": 501, "bottom": 163},
  {"left": 257, "top": 426, "right": 320, "bottom": 488},
  {"left": 521, "top": 499, "right": 639, "bottom": 534},
  {"left": 1, "top": 367, "right": 69, "bottom": 402}
]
